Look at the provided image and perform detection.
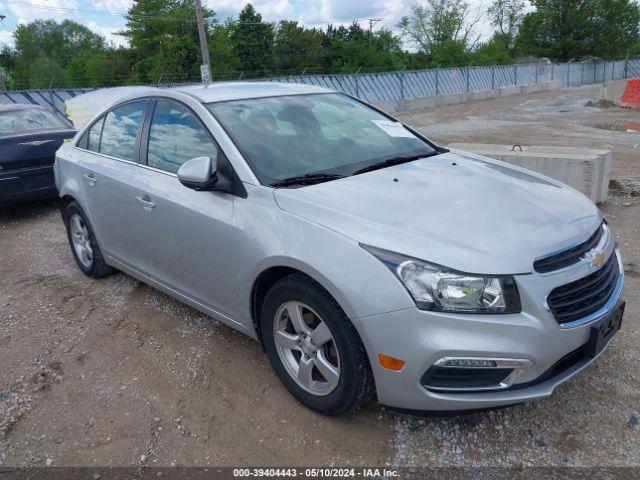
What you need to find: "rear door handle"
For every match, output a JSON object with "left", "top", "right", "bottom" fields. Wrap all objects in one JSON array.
[
  {"left": 136, "top": 194, "right": 155, "bottom": 211},
  {"left": 83, "top": 173, "right": 97, "bottom": 185}
]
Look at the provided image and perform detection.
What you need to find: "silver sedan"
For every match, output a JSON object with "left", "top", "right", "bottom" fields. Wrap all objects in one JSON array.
[{"left": 54, "top": 82, "right": 624, "bottom": 415}]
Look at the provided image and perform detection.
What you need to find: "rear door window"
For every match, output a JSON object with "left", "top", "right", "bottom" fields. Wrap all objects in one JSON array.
[{"left": 99, "top": 101, "right": 147, "bottom": 161}]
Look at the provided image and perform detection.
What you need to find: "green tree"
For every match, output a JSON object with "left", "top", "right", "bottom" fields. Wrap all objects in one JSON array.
[
  {"left": 397, "top": 0, "right": 482, "bottom": 56},
  {"left": 9, "top": 19, "right": 106, "bottom": 88},
  {"left": 208, "top": 22, "right": 241, "bottom": 79},
  {"left": 123, "top": 0, "right": 214, "bottom": 83},
  {"left": 274, "top": 21, "right": 325, "bottom": 73},
  {"left": 515, "top": 0, "right": 640, "bottom": 60},
  {"left": 469, "top": 36, "right": 513, "bottom": 64},
  {"left": 487, "top": 0, "right": 526, "bottom": 52},
  {"left": 230, "top": 4, "right": 275, "bottom": 76},
  {"left": 322, "top": 23, "right": 406, "bottom": 73},
  {"left": 591, "top": 0, "right": 640, "bottom": 59}
]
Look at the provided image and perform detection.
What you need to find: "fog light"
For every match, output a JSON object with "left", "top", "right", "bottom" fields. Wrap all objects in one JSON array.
[{"left": 378, "top": 353, "right": 405, "bottom": 371}]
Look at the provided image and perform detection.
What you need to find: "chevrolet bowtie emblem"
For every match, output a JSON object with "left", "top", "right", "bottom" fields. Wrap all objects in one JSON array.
[{"left": 591, "top": 251, "right": 606, "bottom": 268}]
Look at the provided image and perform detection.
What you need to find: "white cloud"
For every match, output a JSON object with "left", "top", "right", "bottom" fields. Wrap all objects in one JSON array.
[
  {"left": 0, "top": 30, "right": 13, "bottom": 48},
  {"left": 87, "top": 0, "right": 134, "bottom": 13},
  {"left": 297, "top": 0, "right": 498, "bottom": 42},
  {"left": 299, "top": 0, "right": 404, "bottom": 30},
  {"left": 206, "top": 0, "right": 294, "bottom": 21},
  {"left": 7, "top": 0, "right": 80, "bottom": 24},
  {"left": 85, "top": 20, "right": 128, "bottom": 48}
]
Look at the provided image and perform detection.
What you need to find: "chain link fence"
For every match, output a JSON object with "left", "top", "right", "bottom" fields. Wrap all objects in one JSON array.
[{"left": 1, "top": 59, "right": 639, "bottom": 123}]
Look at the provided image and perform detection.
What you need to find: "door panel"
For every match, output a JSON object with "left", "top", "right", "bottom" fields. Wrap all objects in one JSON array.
[
  {"left": 78, "top": 152, "right": 141, "bottom": 268},
  {"left": 132, "top": 167, "right": 238, "bottom": 317},
  {"left": 131, "top": 98, "right": 241, "bottom": 318},
  {"left": 77, "top": 100, "right": 149, "bottom": 271}
]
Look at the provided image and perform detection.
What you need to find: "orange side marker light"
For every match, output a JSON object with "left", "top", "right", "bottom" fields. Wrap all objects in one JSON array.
[{"left": 378, "top": 353, "right": 405, "bottom": 371}]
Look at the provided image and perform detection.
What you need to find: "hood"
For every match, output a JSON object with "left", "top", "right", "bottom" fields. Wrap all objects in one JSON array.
[{"left": 274, "top": 151, "right": 600, "bottom": 274}]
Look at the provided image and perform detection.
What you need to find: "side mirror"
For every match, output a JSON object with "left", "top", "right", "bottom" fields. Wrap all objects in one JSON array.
[{"left": 177, "top": 156, "right": 217, "bottom": 191}]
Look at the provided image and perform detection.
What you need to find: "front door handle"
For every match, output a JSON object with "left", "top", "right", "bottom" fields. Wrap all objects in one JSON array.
[
  {"left": 136, "top": 194, "right": 155, "bottom": 211},
  {"left": 83, "top": 173, "right": 97, "bottom": 185}
]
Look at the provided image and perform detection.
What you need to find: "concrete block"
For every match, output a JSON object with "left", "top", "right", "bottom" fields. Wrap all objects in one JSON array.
[
  {"left": 439, "top": 92, "right": 467, "bottom": 106},
  {"left": 469, "top": 90, "right": 498, "bottom": 101},
  {"left": 373, "top": 100, "right": 399, "bottom": 112},
  {"left": 600, "top": 79, "right": 629, "bottom": 105},
  {"left": 399, "top": 92, "right": 468, "bottom": 111},
  {"left": 547, "top": 80, "right": 561, "bottom": 90},
  {"left": 405, "top": 95, "right": 440, "bottom": 109},
  {"left": 448, "top": 143, "right": 613, "bottom": 204},
  {"left": 521, "top": 83, "right": 543, "bottom": 94},
  {"left": 498, "top": 85, "right": 522, "bottom": 97}
]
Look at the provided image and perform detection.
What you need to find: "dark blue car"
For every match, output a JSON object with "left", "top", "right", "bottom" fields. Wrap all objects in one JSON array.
[{"left": 0, "top": 104, "right": 76, "bottom": 207}]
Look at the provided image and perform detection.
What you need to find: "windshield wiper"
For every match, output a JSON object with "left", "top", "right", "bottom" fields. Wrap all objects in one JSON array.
[
  {"left": 352, "top": 152, "right": 436, "bottom": 176},
  {"left": 270, "top": 172, "right": 345, "bottom": 188}
]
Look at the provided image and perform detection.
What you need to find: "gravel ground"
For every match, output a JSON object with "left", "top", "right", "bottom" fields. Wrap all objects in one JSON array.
[{"left": 0, "top": 84, "right": 638, "bottom": 468}]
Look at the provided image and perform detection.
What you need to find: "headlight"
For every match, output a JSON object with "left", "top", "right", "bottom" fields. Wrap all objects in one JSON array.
[{"left": 362, "top": 245, "right": 521, "bottom": 314}]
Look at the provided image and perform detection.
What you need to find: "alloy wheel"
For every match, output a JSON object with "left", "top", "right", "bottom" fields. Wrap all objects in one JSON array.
[
  {"left": 272, "top": 301, "right": 341, "bottom": 396},
  {"left": 69, "top": 213, "right": 93, "bottom": 268}
]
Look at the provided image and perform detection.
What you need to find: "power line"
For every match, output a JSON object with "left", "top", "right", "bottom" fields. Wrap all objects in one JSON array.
[
  {"left": 6, "top": 2, "right": 386, "bottom": 28},
  {"left": 8, "top": 1, "right": 202, "bottom": 22}
]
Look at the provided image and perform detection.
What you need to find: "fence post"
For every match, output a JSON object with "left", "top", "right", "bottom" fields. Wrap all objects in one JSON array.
[
  {"left": 400, "top": 73, "right": 405, "bottom": 99},
  {"left": 491, "top": 64, "right": 495, "bottom": 90},
  {"left": 466, "top": 67, "right": 470, "bottom": 92},
  {"left": 435, "top": 68, "right": 439, "bottom": 95},
  {"left": 514, "top": 64, "right": 518, "bottom": 85},
  {"left": 355, "top": 75, "right": 359, "bottom": 97},
  {"left": 48, "top": 77, "right": 56, "bottom": 115},
  {"left": 551, "top": 63, "right": 554, "bottom": 81},
  {"left": 535, "top": 63, "right": 538, "bottom": 83},
  {"left": 581, "top": 63, "right": 584, "bottom": 85},
  {"left": 567, "top": 62, "right": 571, "bottom": 87},
  {"left": 593, "top": 60, "right": 597, "bottom": 83},
  {"left": 624, "top": 59, "right": 629, "bottom": 79}
]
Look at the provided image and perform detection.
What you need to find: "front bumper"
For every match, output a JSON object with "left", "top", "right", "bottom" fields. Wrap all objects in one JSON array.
[{"left": 352, "top": 251, "right": 624, "bottom": 412}]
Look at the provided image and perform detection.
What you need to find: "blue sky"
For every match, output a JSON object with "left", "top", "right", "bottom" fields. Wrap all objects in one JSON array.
[{"left": 0, "top": 0, "right": 503, "bottom": 49}]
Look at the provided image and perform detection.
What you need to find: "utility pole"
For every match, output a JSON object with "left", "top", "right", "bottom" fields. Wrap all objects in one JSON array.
[
  {"left": 0, "top": 15, "right": 6, "bottom": 91},
  {"left": 194, "top": 0, "right": 211, "bottom": 83},
  {"left": 367, "top": 18, "right": 380, "bottom": 49}
]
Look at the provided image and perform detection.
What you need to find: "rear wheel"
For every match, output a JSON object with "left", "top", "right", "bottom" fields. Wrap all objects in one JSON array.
[
  {"left": 261, "top": 274, "right": 375, "bottom": 415},
  {"left": 63, "top": 201, "right": 114, "bottom": 278}
]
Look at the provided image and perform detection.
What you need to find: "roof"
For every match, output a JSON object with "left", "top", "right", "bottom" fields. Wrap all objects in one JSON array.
[
  {"left": 65, "top": 82, "right": 335, "bottom": 129},
  {"left": 0, "top": 103, "right": 47, "bottom": 112},
  {"left": 174, "top": 81, "right": 333, "bottom": 103}
]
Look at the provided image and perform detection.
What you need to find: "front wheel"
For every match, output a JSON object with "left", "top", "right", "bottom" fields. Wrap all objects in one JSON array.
[{"left": 261, "top": 274, "right": 375, "bottom": 415}]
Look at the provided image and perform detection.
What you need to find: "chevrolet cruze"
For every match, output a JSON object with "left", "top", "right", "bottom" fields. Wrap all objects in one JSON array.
[{"left": 54, "top": 82, "right": 624, "bottom": 415}]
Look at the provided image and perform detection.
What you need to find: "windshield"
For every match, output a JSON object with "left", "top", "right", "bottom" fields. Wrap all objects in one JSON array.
[
  {"left": 207, "top": 93, "right": 437, "bottom": 185},
  {"left": 0, "top": 108, "right": 65, "bottom": 135}
]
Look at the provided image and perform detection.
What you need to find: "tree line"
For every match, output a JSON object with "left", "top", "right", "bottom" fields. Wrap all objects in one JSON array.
[{"left": 0, "top": 0, "right": 639, "bottom": 90}]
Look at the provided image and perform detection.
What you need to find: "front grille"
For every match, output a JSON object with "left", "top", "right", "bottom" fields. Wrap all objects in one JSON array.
[
  {"left": 534, "top": 224, "right": 604, "bottom": 273},
  {"left": 547, "top": 252, "right": 619, "bottom": 325}
]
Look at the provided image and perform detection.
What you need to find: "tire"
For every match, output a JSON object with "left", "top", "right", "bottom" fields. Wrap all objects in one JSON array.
[
  {"left": 63, "top": 201, "right": 114, "bottom": 278},
  {"left": 261, "top": 273, "right": 375, "bottom": 415}
]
